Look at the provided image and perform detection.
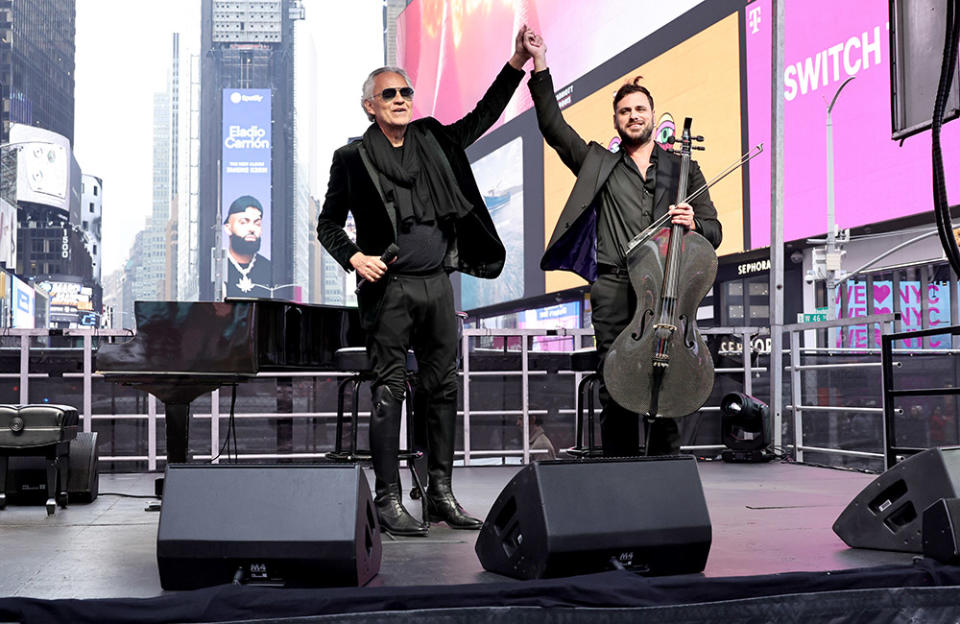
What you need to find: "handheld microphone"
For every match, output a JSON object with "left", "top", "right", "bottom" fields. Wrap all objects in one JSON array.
[{"left": 355, "top": 243, "right": 399, "bottom": 293}]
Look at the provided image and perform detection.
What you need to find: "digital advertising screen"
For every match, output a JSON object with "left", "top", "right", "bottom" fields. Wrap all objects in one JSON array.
[
  {"left": 461, "top": 136, "right": 525, "bottom": 309},
  {"left": 519, "top": 301, "right": 581, "bottom": 351},
  {"left": 397, "top": 0, "right": 704, "bottom": 130},
  {"left": 9, "top": 123, "right": 71, "bottom": 214},
  {"left": 541, "top": 10, "right": 744, "bottom": 294},
  {"left": 11, "top": 274, "right": 34, "bottom": 329},
  {"left": 221, "top": 88, "right": 273, "bottom": 297},
  {"left": 744, "top": 0, "right": 960, "bottom": 248},
  {"left": 0, "top": 198, "right": 16, "bottom": 270},
  {"left": 36, "top": 279, "right": 94, "bottom": 326}
]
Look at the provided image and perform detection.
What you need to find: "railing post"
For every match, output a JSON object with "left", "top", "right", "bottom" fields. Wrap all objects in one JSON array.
[
  {"left": 742, "top": 327, "right": 754, "bottom": 397},
  {"left": 19, "top": 332, "right": 29, "bottom": 404},
  {"left": 881, "top": 331, "right": 894, "bottom": 471},
  {"left": 462, "top": 331, "right": 471, "bottom": 467},
  {"left": 521, "top": 334, "right": 530, "bottom": 465},
  {"left": 211, "top": 389, "right": 220, "bottom": 464},
  {"left": 790, "top": 328, "right": 803, "bottom": 462},
  {"left": 82, "top": 333, "right": 92, "bottom": 433},
  {"left": 148, "top": 394, "right": 157, "bottom": 472}
]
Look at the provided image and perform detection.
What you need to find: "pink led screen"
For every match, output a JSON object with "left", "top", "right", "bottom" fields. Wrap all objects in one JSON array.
[
  {"left": 746, "top": 0, "right": 960, "bottom": 248},
  {"left": 396, "top": 0, "right": 702, "bottom": 129}
]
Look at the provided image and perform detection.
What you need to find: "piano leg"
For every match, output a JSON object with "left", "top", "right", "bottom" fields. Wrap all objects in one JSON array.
[
  {"left": 165, "top": 402, "right": 191, "bottom": 464},
  {"left": 0, "top": 456, "right": 6, "bottom": 509},
  {"left": 45, "top": 454, "right": 57, "bottom": 515}
]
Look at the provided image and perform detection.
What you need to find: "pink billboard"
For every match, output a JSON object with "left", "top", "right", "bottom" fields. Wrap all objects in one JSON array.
[
  {"left": 746, "top": 0, "right": 960, "bottom": 248},
  {"left": 396, "top": 0, "right": 703, "bottom": 129}
]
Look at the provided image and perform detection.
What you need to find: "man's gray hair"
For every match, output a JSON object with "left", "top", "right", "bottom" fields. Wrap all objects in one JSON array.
[{"left": 361, "top": 66, "right": 412, "bottom": 121}]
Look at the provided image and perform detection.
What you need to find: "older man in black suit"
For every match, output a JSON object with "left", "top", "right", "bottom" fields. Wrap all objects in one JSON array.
[{"left": 317, "top": 28, "right": 532, "bottom": 536}]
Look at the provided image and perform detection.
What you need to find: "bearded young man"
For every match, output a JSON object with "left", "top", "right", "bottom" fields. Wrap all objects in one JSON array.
[
  {"left": 224, "top": 195, "right": 272, "bottom": 297},
  {"left": 523, "top": 31, "right": 722, "bottom": 458},
  {"left": 317, "top": 28, "right": 533, "bottom": 537}
]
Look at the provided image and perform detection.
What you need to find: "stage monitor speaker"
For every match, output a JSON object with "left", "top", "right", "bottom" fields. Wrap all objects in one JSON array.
[
  {"left": 5, "top": 431, "right": 99, "bottom": 504},
  {"left": 475, "top": 456, "right": 711, "bottom": 579},
  {"left": 157, "top": 464, "right": 381, "bottom": 590},
  {"left": 833, "top": 447, "right": 960, "bottom": 552},
  {"left": 922, "top": 497, "right": 960, "bottom": 563}
]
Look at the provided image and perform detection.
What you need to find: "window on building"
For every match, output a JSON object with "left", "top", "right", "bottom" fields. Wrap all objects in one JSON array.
[{"left": 89, "top": 202, "right": 94, "bottom": 213}]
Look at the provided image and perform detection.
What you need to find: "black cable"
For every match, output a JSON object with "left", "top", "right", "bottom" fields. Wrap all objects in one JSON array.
[
  {"left": 98, "top": 492, "right": 156, "bottom": 499},
  {"left": 932, "top": 0, "right": 960, "bottom": 276},
  {"left": 210, "top": 383, "right": 239, "bottom": 464},
  {"left": 229, "top": 383, "right": 238, "bottom": 462}
]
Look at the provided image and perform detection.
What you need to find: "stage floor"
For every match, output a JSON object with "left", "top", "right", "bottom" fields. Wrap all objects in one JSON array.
[{"left": 0, "top": 459, "right": 914, "bottom": 599}]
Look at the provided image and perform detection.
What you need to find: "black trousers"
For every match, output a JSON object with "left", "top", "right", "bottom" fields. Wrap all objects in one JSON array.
[
  {"left": 367, "top": 271, "right": 459, "bottom": 406},
  {"left": 590, "top": 272, "right": 680, "bottom": 457}
]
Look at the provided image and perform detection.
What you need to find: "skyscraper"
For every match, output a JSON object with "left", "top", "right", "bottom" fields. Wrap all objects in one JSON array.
[
  {"left": 143, "top": 89, "right": 170, "bottom": 299},
  {"left": 0, "top": 0, "right": 75, "bottom": 146},
  {"left": 198, "top": 0, "right": 303, "bottom": 300}
]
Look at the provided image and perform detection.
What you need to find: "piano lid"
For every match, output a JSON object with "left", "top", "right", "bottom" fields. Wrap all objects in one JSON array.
[
  {"left": 97, "top": 301, "right": 259, "bottom": 376},
  {"left": 96, "top": 300, "right": 364, "bottom": 376}
]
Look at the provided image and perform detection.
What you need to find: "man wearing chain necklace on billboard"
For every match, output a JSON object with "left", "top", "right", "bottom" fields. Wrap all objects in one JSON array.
[{"left": 224, "top": 195, "right": 272, "bottom": 298}]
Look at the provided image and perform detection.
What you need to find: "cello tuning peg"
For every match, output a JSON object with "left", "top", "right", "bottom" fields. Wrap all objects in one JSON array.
[
  {"left": 692, "top": 145, "right": 706, "bottom": 151},
  {"left": 693, "top": 135, "right": 705, "bottom": 142}
]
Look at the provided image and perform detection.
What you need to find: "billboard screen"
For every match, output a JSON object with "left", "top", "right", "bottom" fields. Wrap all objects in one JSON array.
[
  {"left": 9, "top": 124, "right": 72, "bottom": 213},
  {"left": 542, "top": 11, "right": 744, "bottom": 294},
  {"left": 397, "top": 0, "right": 704, "bottom": 130},
  {"left": 11, "top": 274, "right": 34, "bottom": 329},
  {"left": 462, "top": 136, "right": 525, "bottom": 309},
  {"left": 222, "top": 88, "right": 273, "bottom": 297},
  {"left": 36, "top": 279, "right": 94, "bottom": 326},
  {"left": 0, "top": 198, "right": 16, "bottom": 270},
  {"left": 745, "top": 0, "right": 960, "bottom": 248}
]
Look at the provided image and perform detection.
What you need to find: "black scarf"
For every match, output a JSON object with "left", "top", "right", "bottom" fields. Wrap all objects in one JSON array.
[{"left": 361, "top": 123, "right": 472, "bottom": 230}]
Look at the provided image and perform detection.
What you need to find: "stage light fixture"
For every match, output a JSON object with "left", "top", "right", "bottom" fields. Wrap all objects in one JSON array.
[{"left": 720, "top": 392, "right": 773, "bottom": 462}]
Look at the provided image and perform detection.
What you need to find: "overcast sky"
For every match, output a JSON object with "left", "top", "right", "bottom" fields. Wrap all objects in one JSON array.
[{"left": 74, "top": 0, "right": 385, "bottom": 276}]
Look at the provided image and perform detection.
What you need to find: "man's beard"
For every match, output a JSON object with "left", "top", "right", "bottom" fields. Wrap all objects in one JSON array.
[
  {"left": 230, "top": 234, "right": 261, "bottom": 258},
  {"left": 616, "top": 120, "right": 654, "bottom": 148}
]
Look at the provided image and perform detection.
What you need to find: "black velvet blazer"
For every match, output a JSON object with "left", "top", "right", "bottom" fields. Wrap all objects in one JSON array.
[{"left": 317, "top": 64, "right": 524, "bottom": 328}]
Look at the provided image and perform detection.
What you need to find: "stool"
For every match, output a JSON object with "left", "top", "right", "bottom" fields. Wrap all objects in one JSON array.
[
  {"left": 0, "top": 404, "right": 78, "bottom": 515},
  {"left": 565, "top": 349, "right": 604, "bottom": 458},
  {"left": 326, "top": 347, "right": 426, "bottom": 520}
]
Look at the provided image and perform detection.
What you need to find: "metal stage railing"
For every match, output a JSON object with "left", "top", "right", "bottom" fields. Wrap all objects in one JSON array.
[
  {"left": 780, "top": 314, "right": 897, "bottom": 466},
  {"left": 777, "top": 313, "right": 960, "bottom": 471},
  {"left": 881, "top": 323, "right": 960, "bottom": 470},
  {"left": 1, "top": 325, "right": 767, "bottom": 469}
]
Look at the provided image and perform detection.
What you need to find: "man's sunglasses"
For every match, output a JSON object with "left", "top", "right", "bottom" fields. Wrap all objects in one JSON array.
[{"left": 370, "top": 87, "right": 415, "bottom": 101}]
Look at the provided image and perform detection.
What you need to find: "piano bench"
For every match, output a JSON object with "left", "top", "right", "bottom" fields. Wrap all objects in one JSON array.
[
  {"left": 0, "top": 404, "right": 79, "bottom": 515},
  {"left": 326, "top": 348, "right": 425, "bottom": 519},
  {"left": 564, "top": 349, "right": 604, "bottom": 459}
]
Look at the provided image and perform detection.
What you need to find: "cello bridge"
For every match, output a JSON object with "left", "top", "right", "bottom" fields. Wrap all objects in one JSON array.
[{"left": 653, "top": 323, "right": 677, "bottom": 333}]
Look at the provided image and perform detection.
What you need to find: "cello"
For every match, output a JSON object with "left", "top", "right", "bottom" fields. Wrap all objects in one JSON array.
[{"left": 603, "top": 118, "right": 717, "bottom": 419}]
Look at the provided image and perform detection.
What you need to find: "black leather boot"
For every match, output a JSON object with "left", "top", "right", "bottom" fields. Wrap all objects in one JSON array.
[
  {"left": 370, "top": 385, "right": 427, "bottom": 537},
  {"left": 425, "top": 400, "right": 483, "bottom": 529}
]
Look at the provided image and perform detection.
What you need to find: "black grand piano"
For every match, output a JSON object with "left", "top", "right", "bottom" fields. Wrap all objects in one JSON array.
[{"left": 97, "top": 300, "right": 364, "bottom": 464}]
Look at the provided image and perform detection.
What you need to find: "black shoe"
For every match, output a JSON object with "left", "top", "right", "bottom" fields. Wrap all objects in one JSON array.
[
  {"left": 376, "top": 489, "right": 428, "bottom": 537},
  {"left": 426, "top": 479, "right": 483, "bottom": 530}
]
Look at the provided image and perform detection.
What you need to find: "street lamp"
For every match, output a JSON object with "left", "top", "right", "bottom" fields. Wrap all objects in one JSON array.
[{"left": 823, "top": 76, "right": 855, "bottom": 322}]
